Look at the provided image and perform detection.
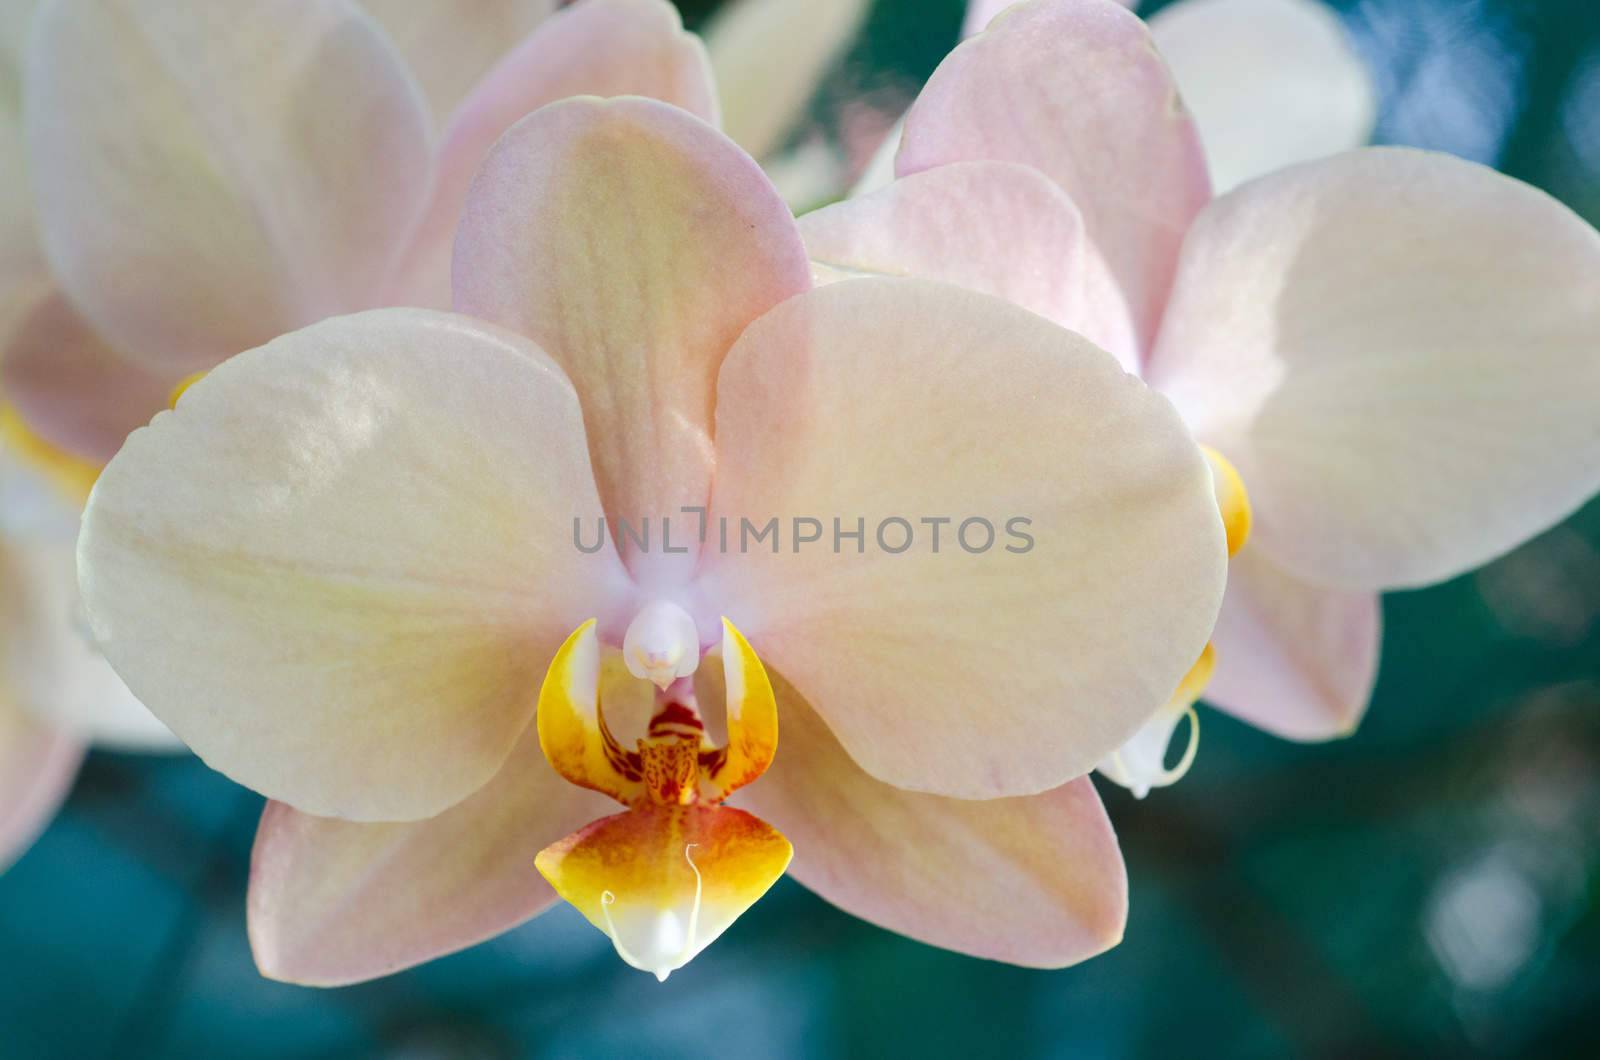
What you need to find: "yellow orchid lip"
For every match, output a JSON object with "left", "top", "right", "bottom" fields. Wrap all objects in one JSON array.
[
  {"left": 1202, "top": 445, "right": 1252, "bottom": 558},
  {"left": 0, "top": 402, "right": 102, "bottom": 508},
  {"left": 167, "top": 371, "right": 208, "bottom": 409},
  {"left": 533, "top": 614, "right": 791, "bottom": 980}
]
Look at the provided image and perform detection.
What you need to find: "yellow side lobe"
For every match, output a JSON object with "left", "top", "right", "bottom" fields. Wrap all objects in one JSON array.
[
  {"left": 1202, "top": 446, "right": 1252, "bottom": 557},
  {"left": 535, "top": 803, "right": 792, "bottom": 981},
  {"left": 536, "top": 620, "right": 642, "bottom": 804},
  {"left": 700, "top": 617, "right": 779, "bottom": 801},
  {"left": 0, "top": 402, "right": 100, "bottom": 507}
]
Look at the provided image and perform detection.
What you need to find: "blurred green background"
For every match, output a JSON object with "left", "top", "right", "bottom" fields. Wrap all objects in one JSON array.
[{"left": 3, "top": 0, "right": 1598, "bottom": 1056}]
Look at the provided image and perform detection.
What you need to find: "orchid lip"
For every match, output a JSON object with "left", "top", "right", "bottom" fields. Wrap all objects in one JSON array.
[
  {"left": 1097, "top": 642, "right": 1215, "bottom": 798},
  {"left": 0, "top": 402, "right": 102, "bottom": 507},
  {"left": 1202, "top": 446, "right": 1252, "bottom": 559},
  {"left": 534, "top": 612, "right": 791, "bottom": 979}
]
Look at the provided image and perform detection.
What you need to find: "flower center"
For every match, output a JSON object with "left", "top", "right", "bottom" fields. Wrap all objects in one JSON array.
[{"left": 531, "top": 610, "right": 791, "bottom": 980}]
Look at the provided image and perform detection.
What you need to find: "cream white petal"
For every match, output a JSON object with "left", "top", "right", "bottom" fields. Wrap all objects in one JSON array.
[
  {"left": 1147, "top": 148, "right": 1600, "bottom": 589},
  {"left": 79, "top": 308, "right": 632, "bottom": 822},
  {"left": 698, "top": 278, "right": 1226, "bottom": 799}
]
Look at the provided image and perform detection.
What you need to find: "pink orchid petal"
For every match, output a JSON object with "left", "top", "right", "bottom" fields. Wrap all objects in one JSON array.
[
  {"left": 0, "top": 698, "right": 82, "bottom": 874},
  {"left": 3, "top": 537, "right": 178, "bottom": 750},
  {"left": 698, "top": 279, "right": 1226, "bottom": 799},
  {"left": 23, "top": 0, "right": 433, "bottom": 373},
  {"left": 360, "top": 0, "right": 556, "bottom": 129},
  {"left": 735, "top": 673, "right": 1126, "bottom": 966},
  {"left": 903, "top": 0, "right": 1211, "bottom": 367},
  {"left": 454, "top": 97, "right": 809, "bottom": 578},
  {"left": 2, "top": 290, "right": 174, "bottom": 464},
  {"left": 799, "top": 161, "right": 1088, "bottom": 330},
  {"left": 249, "top": 727, "right": 612, "bottom": 986},
  {"left": 704, "top": 0, "right": 870, "bottom": 161},
  {"left": 389, "top": 0, "right": 718, "bottom": 309},
  {"left": 1146, "top": 148, "right": 1600, "bottom": 590},
  {"left": 1148, "top": 0, "right": 1375, "bottom": 192},
  {"left": 1204, "top": 546, "right": 1381, "bottom": 740},
  {"left": 79, "top": 309, "right": 632, "bottom": 822}
]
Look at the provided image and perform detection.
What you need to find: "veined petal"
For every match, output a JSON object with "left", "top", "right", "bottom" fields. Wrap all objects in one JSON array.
[
  {"left": 249, "top": 726, "right": 612, "bottom": 986},
  {"left": 454, "top": 97, "right": 810, "bottom": 578},
  {"left": 704, "top": 0, "right": 870, "bottom": 161},
  {"left": 1149, "top": 0, "right": 1375, "bottom": 192},
  {"left": 698, "top": 279, "right": 1226, "bottom": 799},
  {"left": 1203, "top": 547, "right": 1381, "bottom": 740},
  {"left": 0, "top": 696, "right": 82, "bottom": 874},
  {"left": 799, "top": 161, "right": 1089, "bottom": 330},
  {"left": 902, "top": 0, "right": 1211, "bottom": 366},
  {"left": 1, "top": 290, "right": 174, "bottom": 464},
  {"left": 388, "top": 0, "right": 717, "bottom": 309},
  {"left": 1146, "top": 148, "right": 1600, "bottom": 590},
  {"left": 2, "top": 537, "right": 177, "bottom": 750},
  {"left": 734, "top": 673, "right": 1126, "bottom": 967},
  {"left": 360, "top": 0, "right": 556, "bottom": 129},
  {"left": 536, "top": 802, "right": 791, "bottom": 981},
  {"left": 79, "top": 309, "right": 631, "bottom": 822},
  {"left": 24, "top": 0, "right": 432, "bottom": 373}
]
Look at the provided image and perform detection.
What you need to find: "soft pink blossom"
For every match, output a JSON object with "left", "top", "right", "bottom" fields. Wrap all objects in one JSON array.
[{"left": 803, "top": 0, "right": 1600, "bottom": 795}]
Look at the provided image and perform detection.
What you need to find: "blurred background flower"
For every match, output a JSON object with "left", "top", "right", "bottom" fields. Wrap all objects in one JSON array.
[{"left": 2, "top": 0, "right": 1597, "bottom": 1056}]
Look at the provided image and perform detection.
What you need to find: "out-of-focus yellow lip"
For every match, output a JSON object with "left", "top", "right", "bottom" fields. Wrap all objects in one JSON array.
[
  {"left": 0, "top": 401, "right": 102, "bottom": 508},
  {"left": 1202, "top": 445, "right": 1252, "bottom": 558}
]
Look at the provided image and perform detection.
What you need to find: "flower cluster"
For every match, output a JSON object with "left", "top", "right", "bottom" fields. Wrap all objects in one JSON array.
[{"left": 2, "top": 0, "right": 1596, "bottom": 989}]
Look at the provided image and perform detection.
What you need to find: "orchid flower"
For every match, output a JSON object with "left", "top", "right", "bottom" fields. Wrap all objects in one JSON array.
[
  {"left": 800, "top": 0, "right": 1600, "bottom": 797},
  {"left": 78, "top": 93, "right": 1228, "bottom": 982},
  {"left": 0, "top": 0, "right": 714, "bottom": 871},
  {"left": 858, "top": 0, "right": 1377, "bottom": 196}
]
